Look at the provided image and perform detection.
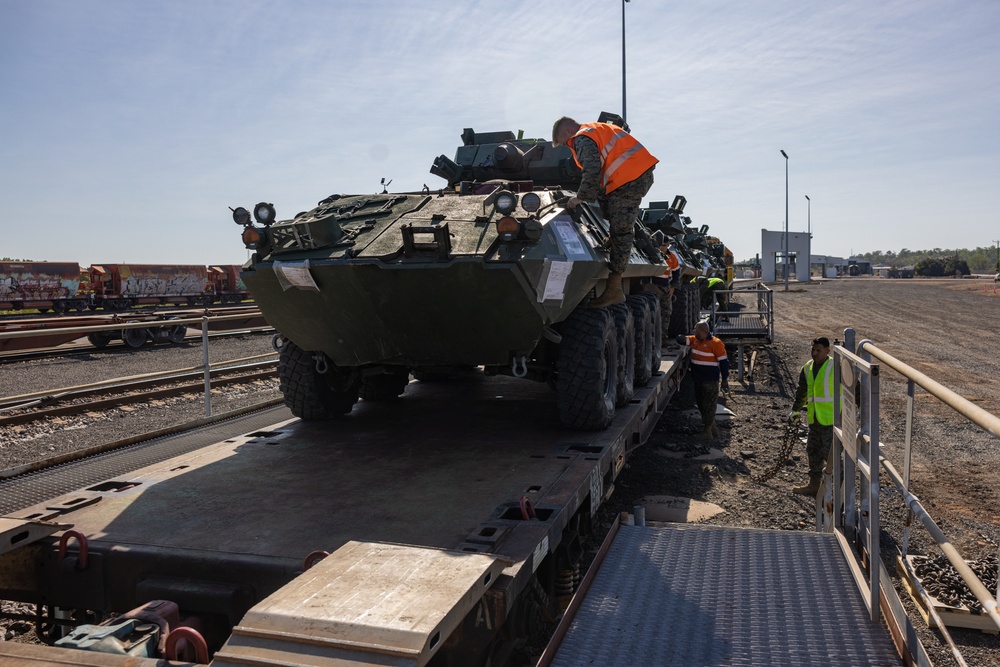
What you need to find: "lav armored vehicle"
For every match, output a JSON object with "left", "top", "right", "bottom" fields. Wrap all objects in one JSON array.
[{"left": 233, "top": 117, "right": 667, "bottom": 430}]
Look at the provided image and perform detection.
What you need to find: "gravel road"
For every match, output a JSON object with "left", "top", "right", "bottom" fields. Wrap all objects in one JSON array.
[{"left": 2, "top": 279, "right": 999, "bottom": 664}]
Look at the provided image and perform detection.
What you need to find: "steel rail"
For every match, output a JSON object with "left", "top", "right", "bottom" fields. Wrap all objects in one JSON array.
[
  {"left": 0, "top": 365, "right": 277, "bottom": 427},
  {"left": 0, "top": 327, "right": 274, "bottom": 363},
  {"left": 856, "top": 339, "right": 1000, "bottom": 633},
  {"left": 0, "top": 353, "right": 277, "bottom": 408},
  {"left": 0, "top": 310, "right": 266, "bottom": 341}
]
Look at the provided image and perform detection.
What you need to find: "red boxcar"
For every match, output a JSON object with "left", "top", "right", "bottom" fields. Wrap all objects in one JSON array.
[
  {"left": 89, "top": 264, "right": 214, "bottom": 311},
  {"left": 208, "top": 265, "right": 251, "bottom": 304}
]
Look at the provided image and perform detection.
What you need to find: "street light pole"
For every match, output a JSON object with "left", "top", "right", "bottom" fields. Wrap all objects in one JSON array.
[
  {"left": 622, "top": 0, "right": 629, "bottom": 122},
  {"left": 805, "top": 195, "right": 811, "bottom": 282},
  {"left": 805, "top": 195, "right": 811, "bottom": 236},
  {"left": 781, "top": 150, "right": 789, "bottom": 291},
  {"left": 994, "top": 239, "right": 999, "bottom": 272}
]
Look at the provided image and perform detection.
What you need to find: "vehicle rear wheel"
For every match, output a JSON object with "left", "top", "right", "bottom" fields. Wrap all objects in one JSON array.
[
  {"left": 556, "top": 307, "right": 618, "bottom": 430},
  {"left": 637, "top": 291, "right": 662, "bottom": 372},
  {"left": 627, "top": 295, "right": 654, "bottom": 387},
  {"left": 667, "top": 285, "right": 689, "bottom": 337},
  {"left": 359, "top": 367, "right": 410, "bottom": 401},
  {"left": 278, "top": 340, "right": 359, "bottom": 419},
  {"left": 685, "top": 283, "right": 700, "bottom": 331},
  {"left": 610, "top": 303, "right": 635, "bottom": 408}
]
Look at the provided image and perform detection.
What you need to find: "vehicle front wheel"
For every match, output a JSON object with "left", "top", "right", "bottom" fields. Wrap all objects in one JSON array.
[
  {"left": 556, "top": 307, "right": 618, "bottom": 430},
  {"left": 278, "top": 341, "right": 360, "bottom": 419}
]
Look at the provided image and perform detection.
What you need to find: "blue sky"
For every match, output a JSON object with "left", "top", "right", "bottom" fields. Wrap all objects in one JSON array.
[{"left": 2, "top": 0, "right": 998, "bottom": 265}]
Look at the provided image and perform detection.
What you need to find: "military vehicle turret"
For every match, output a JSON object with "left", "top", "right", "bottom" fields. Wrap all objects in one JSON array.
[{"left": 233, "top": 118, "right": 668, "bottom": 430}]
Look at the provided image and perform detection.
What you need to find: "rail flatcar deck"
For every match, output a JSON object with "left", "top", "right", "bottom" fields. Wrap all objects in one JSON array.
[{"left": 0, "top": 352, "right": 685, "bottom": 665}]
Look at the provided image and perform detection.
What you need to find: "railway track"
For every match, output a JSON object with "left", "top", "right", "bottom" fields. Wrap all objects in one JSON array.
[
  {"left": 0, "top": 307, "right": 270, "bottom": 355},
  {"left": 0, "top": 357, "right": 277, "bottom": 428}
]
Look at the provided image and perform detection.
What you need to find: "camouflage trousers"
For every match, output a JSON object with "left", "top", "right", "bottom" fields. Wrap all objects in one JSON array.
[
  {"left": 599, "top": 168, "right": 655, "bottom": 274},
  {"left": 694, "top": 378, "right": 720, "bottom": 427},
  {"left": 807, "top": 423, "right": 833, "bottom": 477}
]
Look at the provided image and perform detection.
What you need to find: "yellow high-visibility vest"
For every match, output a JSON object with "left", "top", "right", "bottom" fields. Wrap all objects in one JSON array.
[{"left": 804, "top": 357, "right": 834, "bottom": 426}]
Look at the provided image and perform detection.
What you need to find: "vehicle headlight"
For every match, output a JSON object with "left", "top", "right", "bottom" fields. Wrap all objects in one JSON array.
[
  {"left": 495, "top": 191, "right": 518, "bottom": 215},
  {"left": 242, "top": 226, "right": 268, "bottom": 249},
  {"left": 496, "top": 216, "right": 521, "bottom": 242},
  {"left": 232, "top": 206, "right": 251, "bottom": 226},
  {"left": 253, "top": 202, "right": 276, "bottom": 226},
  {"left": 521, "top": 192, "right": 541, "bottom": 213}
]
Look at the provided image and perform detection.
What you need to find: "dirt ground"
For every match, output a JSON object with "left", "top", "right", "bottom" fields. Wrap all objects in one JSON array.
[{"left": 592, "top": 277, "right": 1000, "bottom": 666}]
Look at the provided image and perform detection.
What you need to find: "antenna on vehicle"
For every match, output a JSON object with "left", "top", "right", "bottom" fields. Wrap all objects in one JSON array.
[{"left": 380, "top": 177, "right": 392, "bottom": 194}]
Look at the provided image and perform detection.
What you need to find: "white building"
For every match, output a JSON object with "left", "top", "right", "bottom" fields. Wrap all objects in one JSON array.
[{"left": 761, "top": 229, "right": 811, "bottom": 282}]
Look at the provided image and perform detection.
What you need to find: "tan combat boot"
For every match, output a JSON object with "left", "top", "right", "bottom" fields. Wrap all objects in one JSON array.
[
  {"left": 693, "top": 424, "right": 714, "bottom": 440},
  {"left": 589, "top": 273, "right": 626, "bottom": 308},
  {"left": 710, "top": 423, "right": 719, "bottom": 437},
  {"left": 792, "top": 475, "right": 821, "bottom": 496}
]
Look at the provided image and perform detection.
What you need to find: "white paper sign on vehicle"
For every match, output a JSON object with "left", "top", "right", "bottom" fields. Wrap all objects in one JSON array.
[{"left": 273, "top": 260, "right": 320, "bottom": 292}]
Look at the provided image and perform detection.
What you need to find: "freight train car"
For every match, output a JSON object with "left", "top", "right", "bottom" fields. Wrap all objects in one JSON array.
[
  {"left": 208, "top": 265, "right": 252, "bottom": 304},
  {"left": 88, "top": 264, "right": 215, "bottom": 310},
  {"left": 0, "top": 261, "right": 90, "bottom": 313}
]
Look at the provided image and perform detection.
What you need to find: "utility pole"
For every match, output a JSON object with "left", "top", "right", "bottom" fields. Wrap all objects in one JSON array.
[
  {"left": 994, "top": 240, "right": 999, "bottom": 272},
  {"left": 622, "top": 0, "right": 630, "bottom": 122},
  {"left": 780, "top": 150, "right": 789, "bottom": 291}
]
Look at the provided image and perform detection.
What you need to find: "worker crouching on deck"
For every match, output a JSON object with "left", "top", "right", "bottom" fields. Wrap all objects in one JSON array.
[
  {"left": 788, "top": 337, "right": 834, "bottom": 496},
  {"left": 676, "top": 322, "right": 730, "bottom": 439}
]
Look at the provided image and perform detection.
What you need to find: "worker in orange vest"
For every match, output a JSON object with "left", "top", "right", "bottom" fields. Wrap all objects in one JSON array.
[
  {"left": 676, "top": 321, "right": 730, "bottom": 439},
  {"left": 552, "top": 117, "right": 658, "bottom": 308}
]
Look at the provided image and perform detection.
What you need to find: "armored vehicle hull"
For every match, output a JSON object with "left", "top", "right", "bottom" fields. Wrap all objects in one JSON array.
[{"left": 236, "top": 125, "right": 670, "bottom": 429}]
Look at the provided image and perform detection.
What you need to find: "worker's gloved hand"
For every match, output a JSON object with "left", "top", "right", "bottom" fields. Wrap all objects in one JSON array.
[
  {"left": 787, "top": 411, "right": 800, "bottom": 424},
  {"left": 721, "top": 378, "right": 730, "bottom": 392},
  {"left": 675, "top": 334, "right": 688, "bottom": 346}
]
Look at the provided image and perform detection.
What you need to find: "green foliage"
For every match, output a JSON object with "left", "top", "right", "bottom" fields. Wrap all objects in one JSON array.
[{"left": 860, "top": 247, "right": 996, "bottom": 273}]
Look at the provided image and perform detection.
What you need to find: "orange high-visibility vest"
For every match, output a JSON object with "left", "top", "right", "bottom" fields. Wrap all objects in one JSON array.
[
  {"left": 686, "top": 335, "right": 727, "bottom": 371},
  {"left": 659, "top": 248, "right": 680, "bottom": 276},
  {"left": 567, "top": 123, "right": 659, "bottom": 194}
]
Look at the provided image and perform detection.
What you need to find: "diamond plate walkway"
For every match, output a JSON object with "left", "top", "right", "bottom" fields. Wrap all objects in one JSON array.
[{"left": 545, "top": 524, "right": 901, "bottom": 667}]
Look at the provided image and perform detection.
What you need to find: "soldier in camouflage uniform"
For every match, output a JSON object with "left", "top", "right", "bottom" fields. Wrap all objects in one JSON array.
[{"left": 552, "top": 117, "right": 657, "bottom": 308}]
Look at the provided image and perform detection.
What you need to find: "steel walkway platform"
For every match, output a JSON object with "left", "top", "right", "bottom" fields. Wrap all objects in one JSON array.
[{"left": 542, "top": 523, "right": 901, "bottom": 667}]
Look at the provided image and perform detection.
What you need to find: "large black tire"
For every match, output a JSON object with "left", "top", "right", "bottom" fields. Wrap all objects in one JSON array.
[
  {"left": 685, "top": 283, "right": 700, "bottom": 332},
  {"left": 556, "top": 307, "right": 618, "bottom": 430},
  {"left": 636, "top": 291, "right": 662, "bottom": 371},
  {"left": 278, "top": 341, "right": 359, "bottom": 419},
  {"left": 667, "top": 285, "right": 690, "bottom": 337},
  {"left": 610, "top": 303, "right": 636, "bottom": 408},
  {"left": 627, "top": 295, "right": 654, "bottom": 387},
  {"left": 359, "top": 368, "right": 409, "bottom": 401}
]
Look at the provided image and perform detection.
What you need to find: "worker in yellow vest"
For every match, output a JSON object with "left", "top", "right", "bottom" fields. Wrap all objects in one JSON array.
[
  {"left": 788, "top": 337, "right": 834, "bottom": 495},
  {"left": 552, "top": 116, "right": 658, "bottom": 308}
]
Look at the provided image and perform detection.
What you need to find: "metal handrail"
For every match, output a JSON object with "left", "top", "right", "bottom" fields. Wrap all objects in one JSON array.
[
  {"left": 858, "top": 341, "right": 1000, "bottom": 438},
  {"left": 856, "top": 340, "right": 1000, "bottom": 632}
]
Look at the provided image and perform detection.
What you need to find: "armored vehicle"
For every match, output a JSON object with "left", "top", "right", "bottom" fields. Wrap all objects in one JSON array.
[
  {"left": 640, "top": 197, "right": 734, "bottom": 335},
  {"left": 233, "top": 120, "right": 668, "bottom": 430}
]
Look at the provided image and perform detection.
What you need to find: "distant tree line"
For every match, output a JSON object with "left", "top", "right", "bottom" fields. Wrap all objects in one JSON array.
[{"left": 859, "top": 247, "right": 999, "bottom": 276}]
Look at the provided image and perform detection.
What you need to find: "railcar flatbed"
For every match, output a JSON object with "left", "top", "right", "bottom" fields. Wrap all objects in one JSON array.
[{"left": 0, "top": 351, "right": 685, "bottom": 665}]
